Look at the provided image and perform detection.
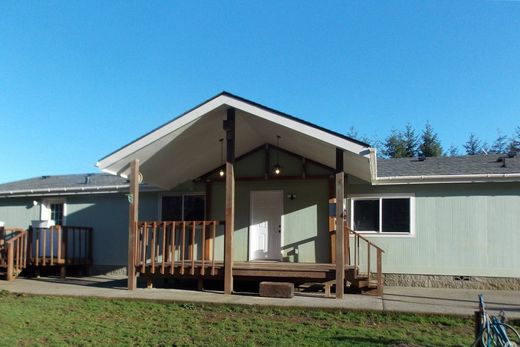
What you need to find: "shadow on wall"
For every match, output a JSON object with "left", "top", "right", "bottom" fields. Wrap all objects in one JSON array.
[{"left": 211, "top": 179, "right": 331, "bottom": 263}]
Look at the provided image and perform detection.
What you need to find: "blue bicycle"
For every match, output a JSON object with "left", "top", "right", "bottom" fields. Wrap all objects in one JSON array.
[{"left": 473, "top": 294, "right": 520, "bottom": 347}]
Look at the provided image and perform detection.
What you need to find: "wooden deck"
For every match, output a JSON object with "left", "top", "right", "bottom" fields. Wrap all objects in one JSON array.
[
  {"left": 135, "top": 220, "right": 384, "bottom": 294},
  {"left": 137, "top": 260, "right": 356, "bottom": 282}
]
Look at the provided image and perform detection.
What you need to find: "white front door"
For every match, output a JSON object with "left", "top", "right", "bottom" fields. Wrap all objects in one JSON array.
[{"left": 249, "top": 190, "right": 283, "bottom": 261}]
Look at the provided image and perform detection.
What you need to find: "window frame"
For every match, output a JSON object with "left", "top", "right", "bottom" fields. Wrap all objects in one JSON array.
[
  {"left": 40, "top": 198, "right": 67, "bottom": 226},
  {"left": 158, "top": 192, "right": 206, "bottom": 221},
  {"left": 349, "top": 193, "right": 415, "bottom": 237}
]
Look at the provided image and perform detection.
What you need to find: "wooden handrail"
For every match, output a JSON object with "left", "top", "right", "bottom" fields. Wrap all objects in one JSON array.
[
  {"left": 135, "top": 220, "right": 222, "bottom": 276},
  {"left": 5, "top": 228, "right": 28, "bottom": 281},
  {"left": 343, "top": 223, "right": 385, "bottom": 294},
  {"left": 344, "top": 225, "right": 385, "bottom": 253}
]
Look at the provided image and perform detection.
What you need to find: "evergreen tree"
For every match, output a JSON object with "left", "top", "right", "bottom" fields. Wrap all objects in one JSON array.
[
  {"left": 402, "top": 123, "right": 418, "bottom": 157},
  {"left": 463, "top": 133, "right": 483, "bottom": 155},
  {"left": 382, "top": 130, "right": 407, "bottom": 158},
  {"left": 346, "top": 126, "right": 359, "bottom": 139},
  {"left": 446, "top": 144, "right": 459, "bottom": 157},
  {"left": 418, "top": 122, "right": 443, "bottom": 157},
  {"left": 490, "top": 129, "right": 508, "bottom": 154},
  {"left": 507, "top": 126, "right": 520, "bottom": 154}
]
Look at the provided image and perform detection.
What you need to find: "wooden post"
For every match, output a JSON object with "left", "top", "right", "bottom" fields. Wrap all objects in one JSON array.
[
  {"left": 127, "top": 159, "right": 140, "bottom": 290},
  {"left": 335, "top": 148, "right": 345, "bottom": 299},
  {"left": 223, "top": 107, "right": 235, "bottom": 295},
  {"left": 329, "top": 197, "right": 336, "bottom": 264},
  {"left": 7, "top": 241, "right": 14, "bottom": 281}
]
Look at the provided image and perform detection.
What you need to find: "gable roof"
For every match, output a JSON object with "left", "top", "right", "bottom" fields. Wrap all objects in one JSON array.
[
  {"left": 0, "top": 173, "right": 156, "bottom": 198},
  {"left": 376, "top": 154, "right": 520, "bottom": 184},
  {"left": 96, "top": 92, "right": 374, "bottom": 188}
]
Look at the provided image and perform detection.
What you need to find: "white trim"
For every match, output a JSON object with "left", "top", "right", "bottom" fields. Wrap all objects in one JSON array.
[
  {"left": 375, "top": 173, "right": 520, "bottom": 185},
  {"left": 40, "top": 198, "right": 67, "bottom": 225},
  {"left": 96, "top": 94, "right": 371, "bottom": 173},
  {"left": 349, "top": 193, "right": 415, "bottom": 238}
]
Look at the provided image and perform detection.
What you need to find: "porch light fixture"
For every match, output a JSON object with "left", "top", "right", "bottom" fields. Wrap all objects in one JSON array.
[
  {"left": 273, "top": 135, "right": 282, "bottom": 175},
  {"left": 219, "top": 138, "right": 225, "bottom": 177}
]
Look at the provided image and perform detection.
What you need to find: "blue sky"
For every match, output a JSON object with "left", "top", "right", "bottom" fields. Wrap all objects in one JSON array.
[{"left": 1, "top": 1, "right": 519, "bottom": 183}]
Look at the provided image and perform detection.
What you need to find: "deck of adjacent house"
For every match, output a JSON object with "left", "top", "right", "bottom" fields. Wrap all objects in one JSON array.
[{"left": 0, "top": 225, "right": 92, "bottom": 281}]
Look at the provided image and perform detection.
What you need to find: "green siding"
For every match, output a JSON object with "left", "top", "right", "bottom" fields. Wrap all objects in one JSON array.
[
  {"left": 0, "top": 198, "right": 40, "bottom": 228},
  {"left": 0, "top": 192, "right": 160, "bottom": 267},
  {"left": 210, "top": 179, "right": 330, "bottom": 262},
  {"left": 348, "top": 182, "right": 520, "bottom": 278}
]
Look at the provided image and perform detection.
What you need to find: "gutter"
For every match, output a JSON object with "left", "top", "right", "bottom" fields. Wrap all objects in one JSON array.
[
  {"left": 374, "top": 173, "right": 520, "bottom": 185},
  {"left": 0, "top": 184, "right": 161, "bottom": 198}
]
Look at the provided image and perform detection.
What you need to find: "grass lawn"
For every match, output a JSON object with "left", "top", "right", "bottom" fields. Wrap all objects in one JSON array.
[{"left": 0, "top": 290, "right": 516, "bottom": 346}]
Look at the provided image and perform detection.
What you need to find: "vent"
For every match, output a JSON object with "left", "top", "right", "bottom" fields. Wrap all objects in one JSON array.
[
  {"left": 41, "top": 175, "right": 50, "bottom": 179},
  {"left": 417, "top": 155, "right": 426, "bottom": 162}
]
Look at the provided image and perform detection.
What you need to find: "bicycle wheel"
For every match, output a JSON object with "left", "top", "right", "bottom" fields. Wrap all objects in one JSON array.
[{"left": 495, "top": 323, "right": 520, "bottom": 346}]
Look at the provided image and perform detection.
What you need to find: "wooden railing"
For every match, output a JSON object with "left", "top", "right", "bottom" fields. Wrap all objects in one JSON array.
[
  {"left": 4, "top": 228, "right": 29, "bottom": 281},
  {"left": 345, "top": 224, "right": 384, "bottom": 292},
  {"left": 135, "top": 221, "right": 222, "bottom": 276},
  {"left": 29, "top": 226, "right": 93, "bottom": 266}
]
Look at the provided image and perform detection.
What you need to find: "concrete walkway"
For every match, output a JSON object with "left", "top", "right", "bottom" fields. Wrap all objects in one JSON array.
[{"left": 0, "top": 276, "right": 519, "bottom": 318}]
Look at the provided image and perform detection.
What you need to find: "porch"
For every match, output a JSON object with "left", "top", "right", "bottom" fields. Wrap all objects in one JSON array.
[
  {"left": 97, "top": 93, "right": 383, "bottom": 298},
  {"left": 133, "top": 220, "right": 384, "bottom": 296}
]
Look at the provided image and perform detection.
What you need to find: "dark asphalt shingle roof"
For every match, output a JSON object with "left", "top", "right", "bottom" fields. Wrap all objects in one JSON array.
[
  {"left": 377, "top": 154, "right": 520, "bottom": 177},
  {"left": 1, "top": 154, "right": 519, "bottom": 195},
  {"left": 0, "top": 173, "right": 129, "bottom": 194}
]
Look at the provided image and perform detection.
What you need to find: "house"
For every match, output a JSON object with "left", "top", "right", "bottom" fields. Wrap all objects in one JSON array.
[{"left": 1, "top": 92, "right": 519, "bottom": 297}]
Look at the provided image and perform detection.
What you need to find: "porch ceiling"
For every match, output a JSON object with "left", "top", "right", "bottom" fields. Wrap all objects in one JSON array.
[{"left": 96, "top": 93, "right": 374, "bottom": 189}]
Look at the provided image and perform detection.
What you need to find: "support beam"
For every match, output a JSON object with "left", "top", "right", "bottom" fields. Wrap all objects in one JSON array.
[
  {"left": 223, "top": 108, "right": 235, "bottom": 295},
  {"left": 127, "top": 159, "right": 140, "bottom": 290},
  {"left": 335, "top": 148, "right": 345, "bottom": 299}
]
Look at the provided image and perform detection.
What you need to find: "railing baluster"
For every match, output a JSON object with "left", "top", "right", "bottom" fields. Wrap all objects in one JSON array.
[
  {"left": 7, "top": 241, "right": 13, "bottom": 281},
  {"left": 57, "top": 226, "right": 62, "bottom": 263},
  {"left": 377, "top": 249, "right": 383, "bottom": 295},
  {"left": 141, "top": 222, "right": 147, "bottom": 273},
  {"left": 211, "top": 221, "right": 216, "bottom": 276},
  {"left": 190, "top": 222, "right": 195, "bottom": 275},
  {"left": 180, "top": 222, "right": 185, "bottom": 275},
  {"left": 23, "top": 232, "right": 28, "bottom": 268},
  {"left": 35, "top": 229, "right": 40, "bottom": 266},
  {"left": 135, "top": 223, "right": 140, "bottom": 267},
  {"left": 367, "top": 243, "right": 371, "bottom": 278},
  {"left": 43, "top": 227, "right": 47, "bottom": 266},
  {"left": 161, "top": 222, "right": 166, "bottom": 274},
  {"left": 201, "top": 221, "right": 206, "bottom": 276},
  {"left": 50, "top": 226, "right": 54, "bottom": 266},
  {"left": 170, "top": 222, "right": 176, "bottom": 275},
  {"left": 151, "top": 222, "right": 156, "bottom": 274}
]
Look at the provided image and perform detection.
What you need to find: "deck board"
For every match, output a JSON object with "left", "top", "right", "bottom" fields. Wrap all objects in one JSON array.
[{"left": 138, "top": 261, "right": 355, "bottom": 280}]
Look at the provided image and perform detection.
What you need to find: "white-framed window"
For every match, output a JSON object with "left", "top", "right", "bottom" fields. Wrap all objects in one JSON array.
[
  {"left": 40, "top": 198, "right": 67, "bottom": 226},
  {"left": 349, "top": 194, "right": 415, "bottom": 237},
  {"left": 159, "top": 193, "right": 206, "bottom": 221}
]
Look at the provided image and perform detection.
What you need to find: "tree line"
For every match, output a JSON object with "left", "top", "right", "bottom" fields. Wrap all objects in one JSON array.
[{"left": 346, "top": 124, "right": 520, "bottom": 159}]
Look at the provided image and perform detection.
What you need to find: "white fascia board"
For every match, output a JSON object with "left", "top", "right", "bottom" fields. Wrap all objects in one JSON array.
[
  {"left": 96, "top": 94, "right": 371, "bottom": 174},
  {"left": 374, "top": 173, "right": 520, "bottom": 185},
  {"left": 221, "top": 95, "right": 369, "bottom": 156},
  {"left": 96, "top": 96, "right": 226, "bottom": 170},
  {"left": 0, "top": 185, "right": 161, "bottom": 198}
]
